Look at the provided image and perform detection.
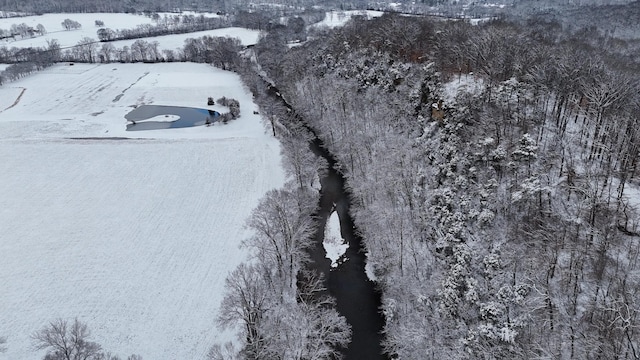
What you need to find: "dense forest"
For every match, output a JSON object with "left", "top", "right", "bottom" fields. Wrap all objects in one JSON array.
[{"left": 238, "top": 7, "right": 640, "bottom": 359}]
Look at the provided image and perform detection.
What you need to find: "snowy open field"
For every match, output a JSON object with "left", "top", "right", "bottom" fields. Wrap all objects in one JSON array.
[
  {"left": 0, "top": 62, "right": 285, "bottom": 359},
  {"left": 311, "top": 10, "right": 384, "bottom": 29},
  {"left": 0, "top": 13, "right": 259, "bottom": 50},
  {"left": 0, "top": 13, "right": 155, "bottom": 47},
  {"left": 109, "top": 26, "right": 261, "bottom": 50}
]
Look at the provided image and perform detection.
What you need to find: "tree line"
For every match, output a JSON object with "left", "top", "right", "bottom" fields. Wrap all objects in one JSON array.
[
  {"left": 0, "top": 6, "right": 325, "bottom": 84},
  {"left": 97, "top": 15, "right": 231, "bottom": 42},
  {"left": 0, "top": 34, "right": 242, "bottom": 85},
  {"left": 204, "top": 53, "right": 353, "bottom": 358}
]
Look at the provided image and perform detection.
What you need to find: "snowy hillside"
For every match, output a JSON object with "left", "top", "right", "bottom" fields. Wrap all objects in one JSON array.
[{"left": 0, "top": 62, "right": 285, "bottom": 359}]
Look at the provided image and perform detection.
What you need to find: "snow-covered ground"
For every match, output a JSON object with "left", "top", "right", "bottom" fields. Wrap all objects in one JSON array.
[
  {"left": 323, "top": 211, "right": 348, "bottom": 268},
  {"left": 0, "top": 12, "right": 259, "bottom": 50},
  {"left": 0, "top": 13, "right": 155, "bottom": 47},
  {"left": 0, "top": 62, "right": 285, "bottom": 359},
  {"left": 442, "top": 74, "right": 485, "bottom": 102},
  {"left": 109, "top": 27, "right": 261, "bottom": 50},
  {"left": 323, "top": 211, "right": 376, "bottom": 280},
  {"left": 157, "top": 11, "right": 222, "bottom": 18},
  {"left": 310, "top": 10, "right": 384, "bottom": 29}
]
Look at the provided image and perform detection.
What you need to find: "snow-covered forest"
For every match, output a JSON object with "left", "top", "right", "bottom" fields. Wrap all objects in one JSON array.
[{"left": 246, "top": 5, "right": 640, "bottom": 359}]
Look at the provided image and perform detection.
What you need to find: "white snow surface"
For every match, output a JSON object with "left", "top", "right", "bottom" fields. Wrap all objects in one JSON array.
[
  {"left": 0, "top": 62, "right": 285, "bottom": 360},
  {"left": 157, "top": 11, "right": 222, "bottom": 18},
  {"left": 109, "top": 27, "right": 261, "bottom": 50},
  {"left": 442, "top": 74, "right": 484, "bottom": 102},
  {"left": 322, "top": 211, "right": 377, "bottom": 280},
  {"left": 323, "top": 211, "right": 348, "bottom": 268},
  {"left": 311, "top": 10, "right": 384, "bottom": 29},
  {"left": 0, "top": 13, "right": 259, "bottom": 49},
  {"left": 0, "top": 13, "right": 155, "bottom": 47}
]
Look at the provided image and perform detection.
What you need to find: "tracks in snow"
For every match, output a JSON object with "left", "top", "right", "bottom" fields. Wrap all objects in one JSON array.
[{"left": 0, "top": 87, "right": 26, "bottom": 112}]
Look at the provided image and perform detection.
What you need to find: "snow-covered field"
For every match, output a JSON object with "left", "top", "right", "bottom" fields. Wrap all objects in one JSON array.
[
  {"left": 0, "top": 62, "right": 285, "bottom": 359},
  {"left": 157, "top": 11, "right": 222, "bottom": 18},
  {"left": 109, "top": 27, "right": 261, "bottom": 50},
  {"left": 311, "top": 10, "right": 384, "bottom": 29},
  {"left": 0, "top": 13, "right": 155, "bottom": 47},
  {"left": 0, "top": 12, "right": 260, "bottom": 50}
]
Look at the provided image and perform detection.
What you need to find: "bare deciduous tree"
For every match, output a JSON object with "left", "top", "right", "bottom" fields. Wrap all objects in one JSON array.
[
  {"left": 217, "top": 263, "right": 270, "bottom": 359},
  {"left": 32, "top": 319, "right": 102, "bottom": 360},
  {"left": 206, "top": 342, "right": 239, "bottom": 360},
  {"left": 61, "top": 19, "right": 82, "bottom": 31},
  {"left": 244, "top": 188, "right": 316, "bottom": 289}
]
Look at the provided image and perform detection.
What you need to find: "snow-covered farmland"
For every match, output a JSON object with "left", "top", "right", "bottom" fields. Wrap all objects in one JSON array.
[
  {"left": 109, "top": 27, "right": 261, "bottom": 50},
  {"left": 0, "top": 62, "right": 285, "bottom": 359},
  {"left": 157, "top": 11, "right": 222, "bottom": 18},
  {"left": 0, "top": 12, "right": 260, "bottom": 50},
  {"left": 0, "top": 13, "right": 155, "bottom": 47},
  {"left": 311, "top": 10, "right": 384, "bottom": 29}
]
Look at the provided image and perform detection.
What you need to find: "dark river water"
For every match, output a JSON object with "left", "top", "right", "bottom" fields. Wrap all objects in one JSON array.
[
  {"left": 125, "top": 105, "right": 219, "bottom": 131},
  {"left": 266, "top": 84, "right": 388, "bottom": 360}
]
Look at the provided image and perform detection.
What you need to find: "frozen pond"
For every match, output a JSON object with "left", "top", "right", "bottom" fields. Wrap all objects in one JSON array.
[{"left": 126, "top": 105, "right": 220, "bottom": 131}]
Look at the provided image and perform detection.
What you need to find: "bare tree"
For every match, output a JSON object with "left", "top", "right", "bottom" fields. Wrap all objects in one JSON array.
[
  {"left": 206, "top": 342, "right": 239, "bottom": 360},
  {"left": 46, "top": 39, "right": 62, "bottom": 63},
  {"left": 74, "top": 37, "right": 98, "bottom": 63},
  {"left": 244, "top": 188, "right": 316, "bottom": 289},
  {"left": 217, "top": 263, "right": 270, "bottom": 359},
  {"left": 32, "top": 319, "right": 102, "bottom": 360},
  {"left": 61, "top": 19, "right": 82, "bottom": 31},
  {"left": 36, "top": 23, "right": 47, "bottom": 35},
  {"left": 259, "top": 300, "right": 351, "bottom": 360},
  {"left": 130, "top": 39, "right": 149, "bottom": 62},
  {"left": 99, "top": 43, "right": 115, "bottom": 63},
  {"left": 96, "top": 28, "right": 115, "bottom": 42}
]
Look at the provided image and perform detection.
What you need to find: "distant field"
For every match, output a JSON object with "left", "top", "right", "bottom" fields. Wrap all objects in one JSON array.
[
  {"left": 310, "top": 10, "right": 384, "bottom": 29},
  {"left": 109, "top": 26, "right": 261, "bottom": 50},
  {"left": 0, "top": 63, "right": 285, "bottom": 359},
  {"left": 0, "top": 13, "right": 156, "bottom": 47},
  {"left": 0, "top": 13, "right": 260, "bottom": 50}
]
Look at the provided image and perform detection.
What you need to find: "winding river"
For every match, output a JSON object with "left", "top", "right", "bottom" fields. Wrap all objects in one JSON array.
[{"left": 266, "top": 84, "right": 388, "bottom": 359}]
